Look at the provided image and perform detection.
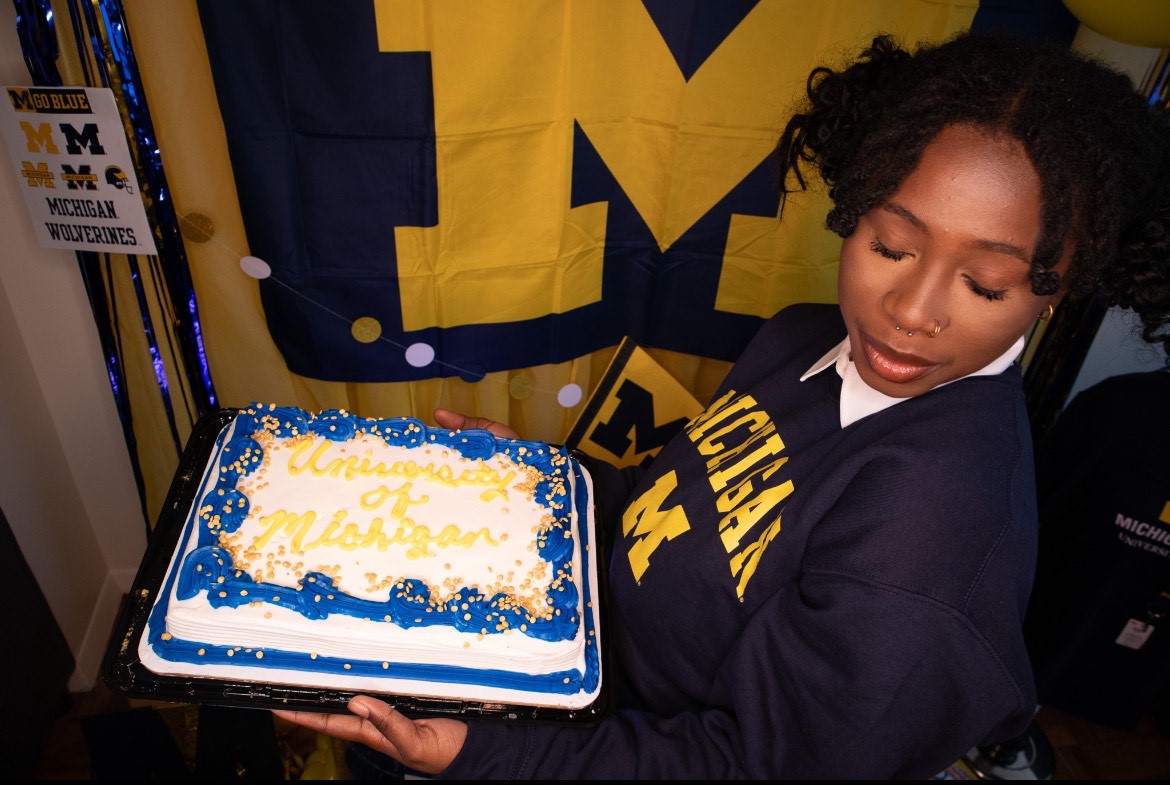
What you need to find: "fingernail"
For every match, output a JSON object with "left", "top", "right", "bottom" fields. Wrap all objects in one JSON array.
[{"left": 349, "top": 698, "right": 370, "bottom": 718}]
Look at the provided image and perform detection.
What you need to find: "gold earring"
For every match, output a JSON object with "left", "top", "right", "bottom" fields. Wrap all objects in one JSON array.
[{"left": 1038, "top": 304, "right": 1054, "bottom": 321}]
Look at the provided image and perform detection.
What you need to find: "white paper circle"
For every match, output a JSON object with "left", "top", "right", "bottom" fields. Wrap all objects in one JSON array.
[
  {"left": 405, "top": 342, "right": 435, "bottom": 367},
  {"left": 557, "top": 383, "right": 583, "bottom": 408},
  {"left": 240, "top": 256, "right": 272, "bottom": 279}
]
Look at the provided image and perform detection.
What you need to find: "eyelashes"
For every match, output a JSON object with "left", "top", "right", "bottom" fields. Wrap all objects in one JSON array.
[
  {"left": 868, "top": 238, "right": 1008, "bottom": 302},
  {"left": 963, "top": 276, "right": 1008, "bottom": 301},
  {"left": 869, "top": 239, "right": 907, "bottom": 262}
]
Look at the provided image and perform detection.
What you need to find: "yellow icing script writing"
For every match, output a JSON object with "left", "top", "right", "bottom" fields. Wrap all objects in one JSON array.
[
  {"left": 287, "top": 437, "right": 517, "bottom": 502},
  {"left": 252, "top": 503, "right": 499, "bottom": 560}
]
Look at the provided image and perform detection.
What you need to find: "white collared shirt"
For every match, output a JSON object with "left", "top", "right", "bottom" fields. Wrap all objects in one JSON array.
[{"left": 799, "top": 334, "right": 1027, "bottom": 428}]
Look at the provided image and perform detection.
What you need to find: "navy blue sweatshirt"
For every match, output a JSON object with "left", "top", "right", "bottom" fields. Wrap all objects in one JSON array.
[{"left": 441, "top": 303, "right": 1038, "bottom": 779}]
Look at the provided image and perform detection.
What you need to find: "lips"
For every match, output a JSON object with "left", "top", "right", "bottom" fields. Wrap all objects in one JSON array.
[{"left": 860, "top": 333, "right": 937, "bottom": 385}]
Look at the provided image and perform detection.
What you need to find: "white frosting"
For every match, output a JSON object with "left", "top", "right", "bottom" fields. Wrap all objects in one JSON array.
[{"left": 217, "top": 431, "right": 558, "bottom": 609}]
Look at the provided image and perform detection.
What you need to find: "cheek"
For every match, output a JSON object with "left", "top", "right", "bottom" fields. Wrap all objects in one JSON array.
[
  {"left": 950, "top": 303, "right": 1041, "bottom": 368},
  {"left": 836, "top": 239, "right": 881, "bottom": 312},
  {"left": 984, "top": 309, "right": 1043, "bottom": 353}
]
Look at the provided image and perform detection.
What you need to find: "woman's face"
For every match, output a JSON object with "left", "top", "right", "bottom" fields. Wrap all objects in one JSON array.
[{"left": 837, "top": 123, "right": 1066, "bottom": 399}]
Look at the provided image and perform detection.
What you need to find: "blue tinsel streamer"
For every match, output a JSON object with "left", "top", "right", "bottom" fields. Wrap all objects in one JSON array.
[
  {"left": 74, "top": 0, "right": 218, "bottom": 418},
  {"left": 12, "top": 0, "right": 220, "bottom": 536}
]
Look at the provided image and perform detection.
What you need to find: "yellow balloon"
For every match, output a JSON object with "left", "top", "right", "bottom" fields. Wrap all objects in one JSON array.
[{"left": 1062, "top": 0, "right": 1170, "bottom": 48}]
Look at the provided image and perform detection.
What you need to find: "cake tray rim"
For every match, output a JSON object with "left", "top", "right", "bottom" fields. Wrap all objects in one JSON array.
[{"left": 100, "top": 406, "right": 613, "bottom": 723}]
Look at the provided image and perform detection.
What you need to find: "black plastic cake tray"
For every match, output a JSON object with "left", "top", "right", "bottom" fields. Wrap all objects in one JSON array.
[{"left": 101, "top": 407, "right": 613, "bottom": 723}]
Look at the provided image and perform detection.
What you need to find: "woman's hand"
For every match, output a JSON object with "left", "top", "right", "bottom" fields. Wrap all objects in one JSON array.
[
  {"left": 273, "top": 695, "right": 468, "bottom": 776},
  {"left": 433, "top": 408, "right": 521, "bottom": 440}
]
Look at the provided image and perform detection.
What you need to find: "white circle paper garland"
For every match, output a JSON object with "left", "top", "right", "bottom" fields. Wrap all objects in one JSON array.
[
  {"left": 234, "top": 256, "right": 582, "bottom": 407},
  {"left": 404, "top": 342, "right": 436, "bottom": 368},
  {"left": 557, "top": 383, "right": 583, "bottom": 408},
  {"left": 240, "top": 256, "right": 272, "bottom": 279}
]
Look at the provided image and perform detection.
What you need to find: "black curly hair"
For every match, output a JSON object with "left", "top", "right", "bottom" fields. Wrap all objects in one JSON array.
[{"left": 776, "top": 31, "right": 1170, "bottom": 354}]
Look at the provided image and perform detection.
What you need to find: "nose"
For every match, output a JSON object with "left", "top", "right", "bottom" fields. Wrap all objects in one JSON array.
[{"left": 884, "top": 268, "right": 945, "bottom": 337}]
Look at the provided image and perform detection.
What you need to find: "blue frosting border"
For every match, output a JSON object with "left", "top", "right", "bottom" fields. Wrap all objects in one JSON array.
[{"left": 145, "top": 403, "right": 600, "bottom": 698}]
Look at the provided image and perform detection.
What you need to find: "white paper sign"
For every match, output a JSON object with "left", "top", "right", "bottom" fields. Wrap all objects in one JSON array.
[
  {"left": 1, "top": 85, "right": 158, "bottom": 255},
  {"left": 1116, "top": 618, "right": 1154, "bottom": 650}
]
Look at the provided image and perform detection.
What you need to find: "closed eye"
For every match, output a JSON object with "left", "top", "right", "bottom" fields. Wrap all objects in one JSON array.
[
  {"left": 963, "top": 274, "right": 1008, "bottom": 301},
  {"left": 870, "top": 233, "right": 1011, "bottom": 301},
  {"left": 869, "top": 238, "right": 908, "bottom": 261}
]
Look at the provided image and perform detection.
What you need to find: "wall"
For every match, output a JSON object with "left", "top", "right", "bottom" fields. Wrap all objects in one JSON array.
[{"left": 0, "top": 1, "right": 145, "bottom": 692}]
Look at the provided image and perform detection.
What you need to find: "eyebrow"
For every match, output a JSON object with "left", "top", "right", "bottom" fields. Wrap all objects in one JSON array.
[{"left": 880, "top": 201, "right": 1031, "bottom": 264}]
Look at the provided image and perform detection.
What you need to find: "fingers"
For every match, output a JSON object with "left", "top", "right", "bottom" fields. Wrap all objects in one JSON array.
[
  {"left": 272, "top": 708, "right": 369, "bottom": 745},
  {"left": 432, "top": 408, "right": 471, "bottom": 431},
  {"left": 348, "top": 696, "right": 469, "bottom": 775},
  {"left": 347, "top": 695, "right": 414, "bottom": 758},
  {"left": 274, "top": 697, "right": 468, "bottom": 776},
  {"left": 272, "top": 699, "right": 408, "bottom": 764},
  {"left": 433, "top": 408, "right": 521, "bottom": 440}
]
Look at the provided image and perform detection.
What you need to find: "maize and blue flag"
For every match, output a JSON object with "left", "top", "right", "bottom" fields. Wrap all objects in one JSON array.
[
  {"left": 194, "top": 1, "right": 1048, "bottom": 467},
  {"left": 196, "top": 0, "right": 870, "bottom": 384}
]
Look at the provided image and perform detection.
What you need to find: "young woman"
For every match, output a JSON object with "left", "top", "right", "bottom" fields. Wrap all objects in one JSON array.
[{"left": 274, "top": 31, "right": 1170, "bottom": 779}]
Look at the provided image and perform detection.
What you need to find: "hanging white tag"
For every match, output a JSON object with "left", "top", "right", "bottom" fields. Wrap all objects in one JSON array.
[{"left": 1116, "top": 618, "right": 1155, "bottom": 650}]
